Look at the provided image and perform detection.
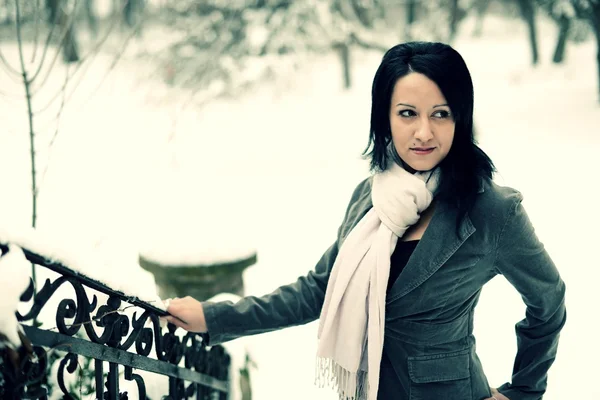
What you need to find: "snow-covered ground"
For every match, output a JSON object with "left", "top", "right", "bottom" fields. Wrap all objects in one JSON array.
[{"left": 1, "top": 12, "right": 598, "bottom": 400}]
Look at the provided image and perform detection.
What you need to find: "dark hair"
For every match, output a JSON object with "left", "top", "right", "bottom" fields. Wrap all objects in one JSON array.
[{"left": 363, "top": 41, "right": 495, "bottom": 232}]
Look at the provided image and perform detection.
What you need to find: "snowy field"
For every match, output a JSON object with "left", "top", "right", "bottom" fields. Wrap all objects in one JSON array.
[{"left": 1, "top": 12, "right": 599, "bottom": 400}]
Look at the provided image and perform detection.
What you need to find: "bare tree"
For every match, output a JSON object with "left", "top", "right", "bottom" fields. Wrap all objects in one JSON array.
[
  {"left": 329, "top": 0, "right": 390, "bottom": 89},
  {"left": 399, "top": 0, "right": 469, "bottom": 44},
  {"left": 472, "top": 0, "right": 492, "bottom": 37},
  {"left": 537, "top": 0, "right": 576, "bottom": 63},
  {"left": 516, "top": 0, "right": 540, "bottom": 65},
  {"left": 155, "top": 0, "right": 386, "bottom": 97},
  {"left": 552, "top": 13, "right": 572, "bottom": 62},
  {"left": 405, "top": 0, "right": 418, "bottom": 40},
  {"left": 123, "top": 0, "right": 144, "bottom": 34},
  {"left": 83, "top": 0, "right": 98, "bottom": 37},
  {"left": 2, "top": 0, "right": 14, "bottom": 25},
  {"left": 571, "top": 0, "right": 600, "bottom": 101},
  {"left": 0, "top": 0, "right": 137, "bottom": 301},
  {"left": 449, "top": 0, "right": 462, "bottom": 42}
]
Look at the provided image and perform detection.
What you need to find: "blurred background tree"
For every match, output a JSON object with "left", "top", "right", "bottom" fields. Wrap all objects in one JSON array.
[
  {"left": 1, "top": 0, "right": 598, "bottom": 170},
  {"left": 0, "top": 0, "right": 141, "bottom": 303}
]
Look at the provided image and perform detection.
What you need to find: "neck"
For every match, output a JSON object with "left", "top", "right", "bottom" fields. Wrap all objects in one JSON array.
[{"left": 401, "top": 160, "right": 417, "bottom": 174}]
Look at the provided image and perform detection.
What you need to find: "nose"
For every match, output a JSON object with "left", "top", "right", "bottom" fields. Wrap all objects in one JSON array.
[{"left": 414, "top": 117, "right": 434, "bottom": 142}]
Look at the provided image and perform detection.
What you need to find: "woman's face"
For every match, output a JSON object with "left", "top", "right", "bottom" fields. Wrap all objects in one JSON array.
[{"left": 388, "top": 73, "right": 455, "bottom": 173}]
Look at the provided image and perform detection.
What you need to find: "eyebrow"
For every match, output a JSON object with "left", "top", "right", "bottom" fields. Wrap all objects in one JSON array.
[{"left": 395, "top": 103, "right": 449, "bottom": 108}]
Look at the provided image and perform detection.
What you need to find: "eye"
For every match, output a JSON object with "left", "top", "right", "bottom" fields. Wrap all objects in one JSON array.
[
  {"left": 398, "top": 109, "right": 416, "bottom": 118},
  {"left": 432, "top": 110, "right": 452, "bottom": 119}
]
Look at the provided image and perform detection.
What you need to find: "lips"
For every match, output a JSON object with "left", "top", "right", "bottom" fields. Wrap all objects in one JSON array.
[{"left": 411, "top": 147, "right": 434, "bottom": 153}]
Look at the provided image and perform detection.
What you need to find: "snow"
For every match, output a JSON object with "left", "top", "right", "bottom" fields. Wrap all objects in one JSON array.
[
  {"left": 137, "top": 168, "right": 257, "bottom": 267},
  {"left": 0, "top": 10, "right": 598, "bottom": 400},
  {"left": 122, "top": 293, "right": 255, "bottom": 400},
  {"left": 207, "top": 293, "right": 256, "bottom": 400},
  {"left": 0, "top": 245, "right": 31, "bottom": 348},
  {"left": 552, "top": 0, "right": 577, "bottom": 18},
  {"left": 0, "top": 225, "right": 165, "bottom": 309}
]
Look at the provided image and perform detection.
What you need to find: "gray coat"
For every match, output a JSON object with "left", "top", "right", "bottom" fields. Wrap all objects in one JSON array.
[{"left": 203, "top": 177, "right": 566, "bottom": 400}]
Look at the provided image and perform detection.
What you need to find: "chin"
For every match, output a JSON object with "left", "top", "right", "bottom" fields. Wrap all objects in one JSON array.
[{"left": 405, "top": 162, "right": 438, "bottom": 173}]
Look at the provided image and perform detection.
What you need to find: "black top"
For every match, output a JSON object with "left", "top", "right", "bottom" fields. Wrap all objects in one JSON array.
[{"left": 387, "top": 240, "right": 419, "bottom": 293}]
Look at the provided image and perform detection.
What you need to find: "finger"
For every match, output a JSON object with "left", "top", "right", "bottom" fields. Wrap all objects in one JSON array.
[
  {"left": 165, "top": 316, "right": 188, "bottom": 330},
  {"left": 167, "top": 300, "right": 184, "bottom": 313},
  {"left": 167, "top": 301, "right": 182, "bottom": 311}
]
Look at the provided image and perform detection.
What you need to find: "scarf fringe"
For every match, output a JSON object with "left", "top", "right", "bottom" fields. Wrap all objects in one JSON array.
[{"left": 315, "top": 357, "right": 368, "bottom": 400}]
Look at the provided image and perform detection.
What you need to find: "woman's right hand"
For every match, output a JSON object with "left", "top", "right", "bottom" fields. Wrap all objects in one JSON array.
[{"left": 164, "top": 296, "right": 208, "bottom": 333}]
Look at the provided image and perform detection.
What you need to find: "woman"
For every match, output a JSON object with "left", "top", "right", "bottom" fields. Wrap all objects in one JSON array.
[{"left": 165, "top": 42, "right": 566, "bottom": 400}]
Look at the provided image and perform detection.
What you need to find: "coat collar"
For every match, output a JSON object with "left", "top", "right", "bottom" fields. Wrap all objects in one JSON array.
[
  {"left": 340, "top": 175, "right": 485, "bottom": 302},
  {"left": 477, "top": 178, "right": 486, "bottom": 194},
  {"left": 386, "top": 199, "right": 476, "bottom": 302}
]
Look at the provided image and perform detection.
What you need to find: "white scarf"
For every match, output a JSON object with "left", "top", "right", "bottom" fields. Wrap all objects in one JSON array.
[{"left": 315, "top": 161, "right": 440, "bottom": 400}]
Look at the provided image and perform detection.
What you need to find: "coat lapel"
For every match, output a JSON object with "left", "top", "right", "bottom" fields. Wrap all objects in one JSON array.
[{"left": 387, "top": 201, "right": 476, "bottom": 302}]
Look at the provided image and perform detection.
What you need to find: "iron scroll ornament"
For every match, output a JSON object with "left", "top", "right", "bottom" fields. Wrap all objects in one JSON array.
[{"left": 0, "top": 242, "right": 230, "bottom": 400}]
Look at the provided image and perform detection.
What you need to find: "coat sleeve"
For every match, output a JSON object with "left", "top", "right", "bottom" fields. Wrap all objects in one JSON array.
[
  {"left": 202, "top": 179, "right": 370, "bottom": 345},
  {"left": 494, "top": 193, "right": 567, "bottom": 400}
]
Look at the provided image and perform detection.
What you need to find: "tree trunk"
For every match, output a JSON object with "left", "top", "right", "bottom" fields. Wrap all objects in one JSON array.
[
  {"left": 333, "top": 41, "right": 351, "bottom": 90},
  {"left": 516, "top": 0, "right": 539, "bottom": 65},
  {"left": 552, "top": 15, "right": 570, "bottom": 64},
  {"left": 84, "top": 0, "right": 98, "bottom": 37},
  {"left": 123, "top": 0, "right": 144, "bottom": 35},
  {"left": 407, "top": 0, "right": 417, "bottom": 25},
  {"left": 62, "top": 23, "right": 79, "bottom": 63},
  {"left": 405, "top": 0, "right": 417, "bottom": 40},
  {"left": 596, "top": 42, "right": 600, "bottom": 104},
  {"left": 57, "top": 1, "right": 80, "bottom": 63},
  {"left": 350, "top": 0, "right": 372, "bottom": 28},
  {"left": 596, "top": 40, "right": 600, "bottom": 103},
  {"left": 449, "top": 0, "right": 460, "bottom": 42},
  {"left": 46, "top": 0, "right": 80, "bottom": 63},
  {"left": 473, "top": 0, "right": 491, "bottom": 37},
  {"left": 46, "top": 0, "right": 58, "bottom": 23},
  {"left": 2, "top": 0, "right": 12, "bottom": 25},
  {"left": 592, "top": 4, "right": 600, "bottom": 103},
  {"left": 124, "top": 0, "right": 134, "bottom": 27},
  {"left": 14, "top": 0, "right": 40, "bottom": 324}
]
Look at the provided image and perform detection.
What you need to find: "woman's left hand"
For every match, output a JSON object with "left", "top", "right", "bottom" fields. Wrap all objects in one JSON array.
[{"left": 484, "top": 387, "right": 510, "bottom": 400}]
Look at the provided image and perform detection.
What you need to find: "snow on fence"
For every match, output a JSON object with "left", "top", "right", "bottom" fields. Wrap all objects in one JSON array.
[{"left": 0, "top": 241, "right": 231, "bottom": 400}]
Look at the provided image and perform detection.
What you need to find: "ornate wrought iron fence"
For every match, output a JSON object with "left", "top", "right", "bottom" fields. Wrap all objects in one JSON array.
[{"left": 0, "top": 243, "right": 231, "bottom": 400}]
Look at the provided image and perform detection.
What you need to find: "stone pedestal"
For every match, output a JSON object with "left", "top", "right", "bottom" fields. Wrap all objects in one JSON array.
[{"left": 139, "top": 253, "right": 257, "bottom": 302}]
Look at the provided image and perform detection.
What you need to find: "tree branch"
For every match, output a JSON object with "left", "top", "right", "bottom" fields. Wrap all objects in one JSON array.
[
  {"left": 29, "top": 0, "right": 82, "bottom": 89},
  {"left": 27, "top": 5, "right": 61, "bottom": 84},
  {"left": 74, "top": 26, "right": 139, "bottom": 102},
  {"left": 31, "top": 0, "right": 128, "bottom": 100},
  {"left": 33, "top": 5, "right": 137, "bottom": 117},
  {"left": 30, "top": 0, "right": 43, "bottom": 64},
  {"left": 14, "top": 0, "right": 39, "bottom": 313},
  {"left": 348, "top": 32, "right": 389, "bottom": 52}
]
